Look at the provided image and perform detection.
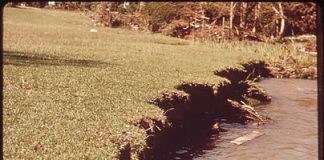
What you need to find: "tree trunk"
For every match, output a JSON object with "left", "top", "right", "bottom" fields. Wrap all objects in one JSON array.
[
  {"left": 272, "top": 2, "right": 285, "bottom": 38},
  {"left": 278, "top": 2, "right": 285, "bottom": 37},
  {"left": 252, "top": 2, "right": 260, "bottom": 33},
  {"left": 229, "top": 2, "right": 237, "bottom": 37},
  {"left": 240, "top": 2, "right": 247, "bottom": 28},
  {"left": 201, "top": 2, "right": 205, "bottom": 32},
  {"left": 222, "top": 16, "right": 225, "bottom": 41},
  {"left": 230, "top": 2, "right": 234, "bottom": 30},
  {"left": 275, "top": 20, "right": 279, "bottom": 37}
]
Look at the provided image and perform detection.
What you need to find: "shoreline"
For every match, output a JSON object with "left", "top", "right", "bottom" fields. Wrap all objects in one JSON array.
[
  {"left": 3, "top": 8, "right": 317, "bottom": 160},
  {"left": 127, "top": 60, "right": 317, "bottom": 159}
]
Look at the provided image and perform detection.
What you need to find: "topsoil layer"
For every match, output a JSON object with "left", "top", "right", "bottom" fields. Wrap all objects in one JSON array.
[{"left": 120, "top": 59, "right": 317, "bottom": 160}]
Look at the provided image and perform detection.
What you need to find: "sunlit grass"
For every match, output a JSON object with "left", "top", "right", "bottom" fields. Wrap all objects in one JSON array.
[{"left": 3, "top": 7, "right": 315, "bottom": 159}]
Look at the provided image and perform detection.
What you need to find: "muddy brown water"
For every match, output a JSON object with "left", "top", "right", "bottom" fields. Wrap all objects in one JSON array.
[{"left": 163, "top": 78, "right": 318, "bottom": 160}]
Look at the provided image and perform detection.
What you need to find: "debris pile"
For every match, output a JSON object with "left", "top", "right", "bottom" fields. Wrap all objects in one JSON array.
[
  {"left": 85, "top": 3, "right": 148, "bottom": 31},
  {"left": 266, "top": 59, "right": 317, "bottom": 79}
]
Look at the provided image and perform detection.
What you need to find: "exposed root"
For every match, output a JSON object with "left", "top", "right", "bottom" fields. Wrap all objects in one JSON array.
[{"left": 227, "top": 99, "right": 264, "bottom": 122}]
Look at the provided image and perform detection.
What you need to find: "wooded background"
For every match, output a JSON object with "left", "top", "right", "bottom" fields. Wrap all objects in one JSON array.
[{"left": 8, "top": 2, "right": 317, "bottom": 42}]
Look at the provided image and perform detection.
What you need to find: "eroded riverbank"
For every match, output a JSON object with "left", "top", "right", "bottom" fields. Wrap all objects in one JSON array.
[
  {"left": 130, "top": 60, "right": 317, "bottom": 160},
  {"left": 3, "top": 8, "right": 318, "bottom": 160},
  {"left": 130, "top": 61, "right": 272, "bottom": 159},
  {"left": 143, "top": 79, "right": 317, "bottom": 160}
]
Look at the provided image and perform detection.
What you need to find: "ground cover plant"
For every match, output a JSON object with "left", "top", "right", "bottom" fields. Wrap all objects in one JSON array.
[{"left": 3, "top": 8, "right": 316, "bottom": 159}]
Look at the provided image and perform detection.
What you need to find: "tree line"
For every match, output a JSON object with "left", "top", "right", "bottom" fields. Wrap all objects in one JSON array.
[{"left": 7, "top": 2, "right": 317, "bottom": 41}]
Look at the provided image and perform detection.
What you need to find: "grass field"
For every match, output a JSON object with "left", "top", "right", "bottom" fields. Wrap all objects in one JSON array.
[{"left": 3, "top": 8, "right": 315, "bottom": 159}]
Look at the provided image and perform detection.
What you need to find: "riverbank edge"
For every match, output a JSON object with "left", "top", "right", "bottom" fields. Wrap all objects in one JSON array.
[
  {"left": 118, "top": 59, "right": 317, "bottom": 160},
  {"left": 137, "top": 60, "right": 271, "bottom": 160}
]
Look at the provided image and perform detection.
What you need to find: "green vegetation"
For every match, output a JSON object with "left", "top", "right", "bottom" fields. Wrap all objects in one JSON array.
[{"left": 3, "top": 8, "right": 315, "bottom": 159}]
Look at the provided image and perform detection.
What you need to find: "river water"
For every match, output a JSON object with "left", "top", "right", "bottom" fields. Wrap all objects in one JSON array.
[{"left": 169, "top": 78, "right": 318, "bottom": 160}]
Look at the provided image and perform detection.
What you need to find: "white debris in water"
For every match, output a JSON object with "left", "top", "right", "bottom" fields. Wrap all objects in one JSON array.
[
  {"left": 176, "top": 150, "right": 188, "bottom": 154},
  {"left": 230, "top": 130, "right": 264, "bottom": 145},
  {"left": 90, "top": 28, "right": 98, "bottom": 33}
]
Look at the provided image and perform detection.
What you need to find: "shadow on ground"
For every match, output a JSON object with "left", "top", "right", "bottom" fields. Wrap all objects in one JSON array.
[{"left": 3, "top": 51, "right": 116, "bottom": 68}]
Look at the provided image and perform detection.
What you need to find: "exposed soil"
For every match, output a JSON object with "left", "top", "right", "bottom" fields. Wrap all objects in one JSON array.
[
  {"left": 129, "top": 61, "right": 272, "bottom": 160},
  {"left": 122, "top": 59, "right": 317, "bottom": 160}
]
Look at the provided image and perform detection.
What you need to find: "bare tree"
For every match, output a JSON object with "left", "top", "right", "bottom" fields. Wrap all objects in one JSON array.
[
  {"left": 229, "top": 2, "right": 238, "bottom": 30},
  {"left": 272, "top": 2, "right": 285, "bottom": 38},
  {"left": 252, "top": 2, "right": 261, "bottom": 33},
  {"left": 229, "top": 2, "right": 238, "bottom": 38}
]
